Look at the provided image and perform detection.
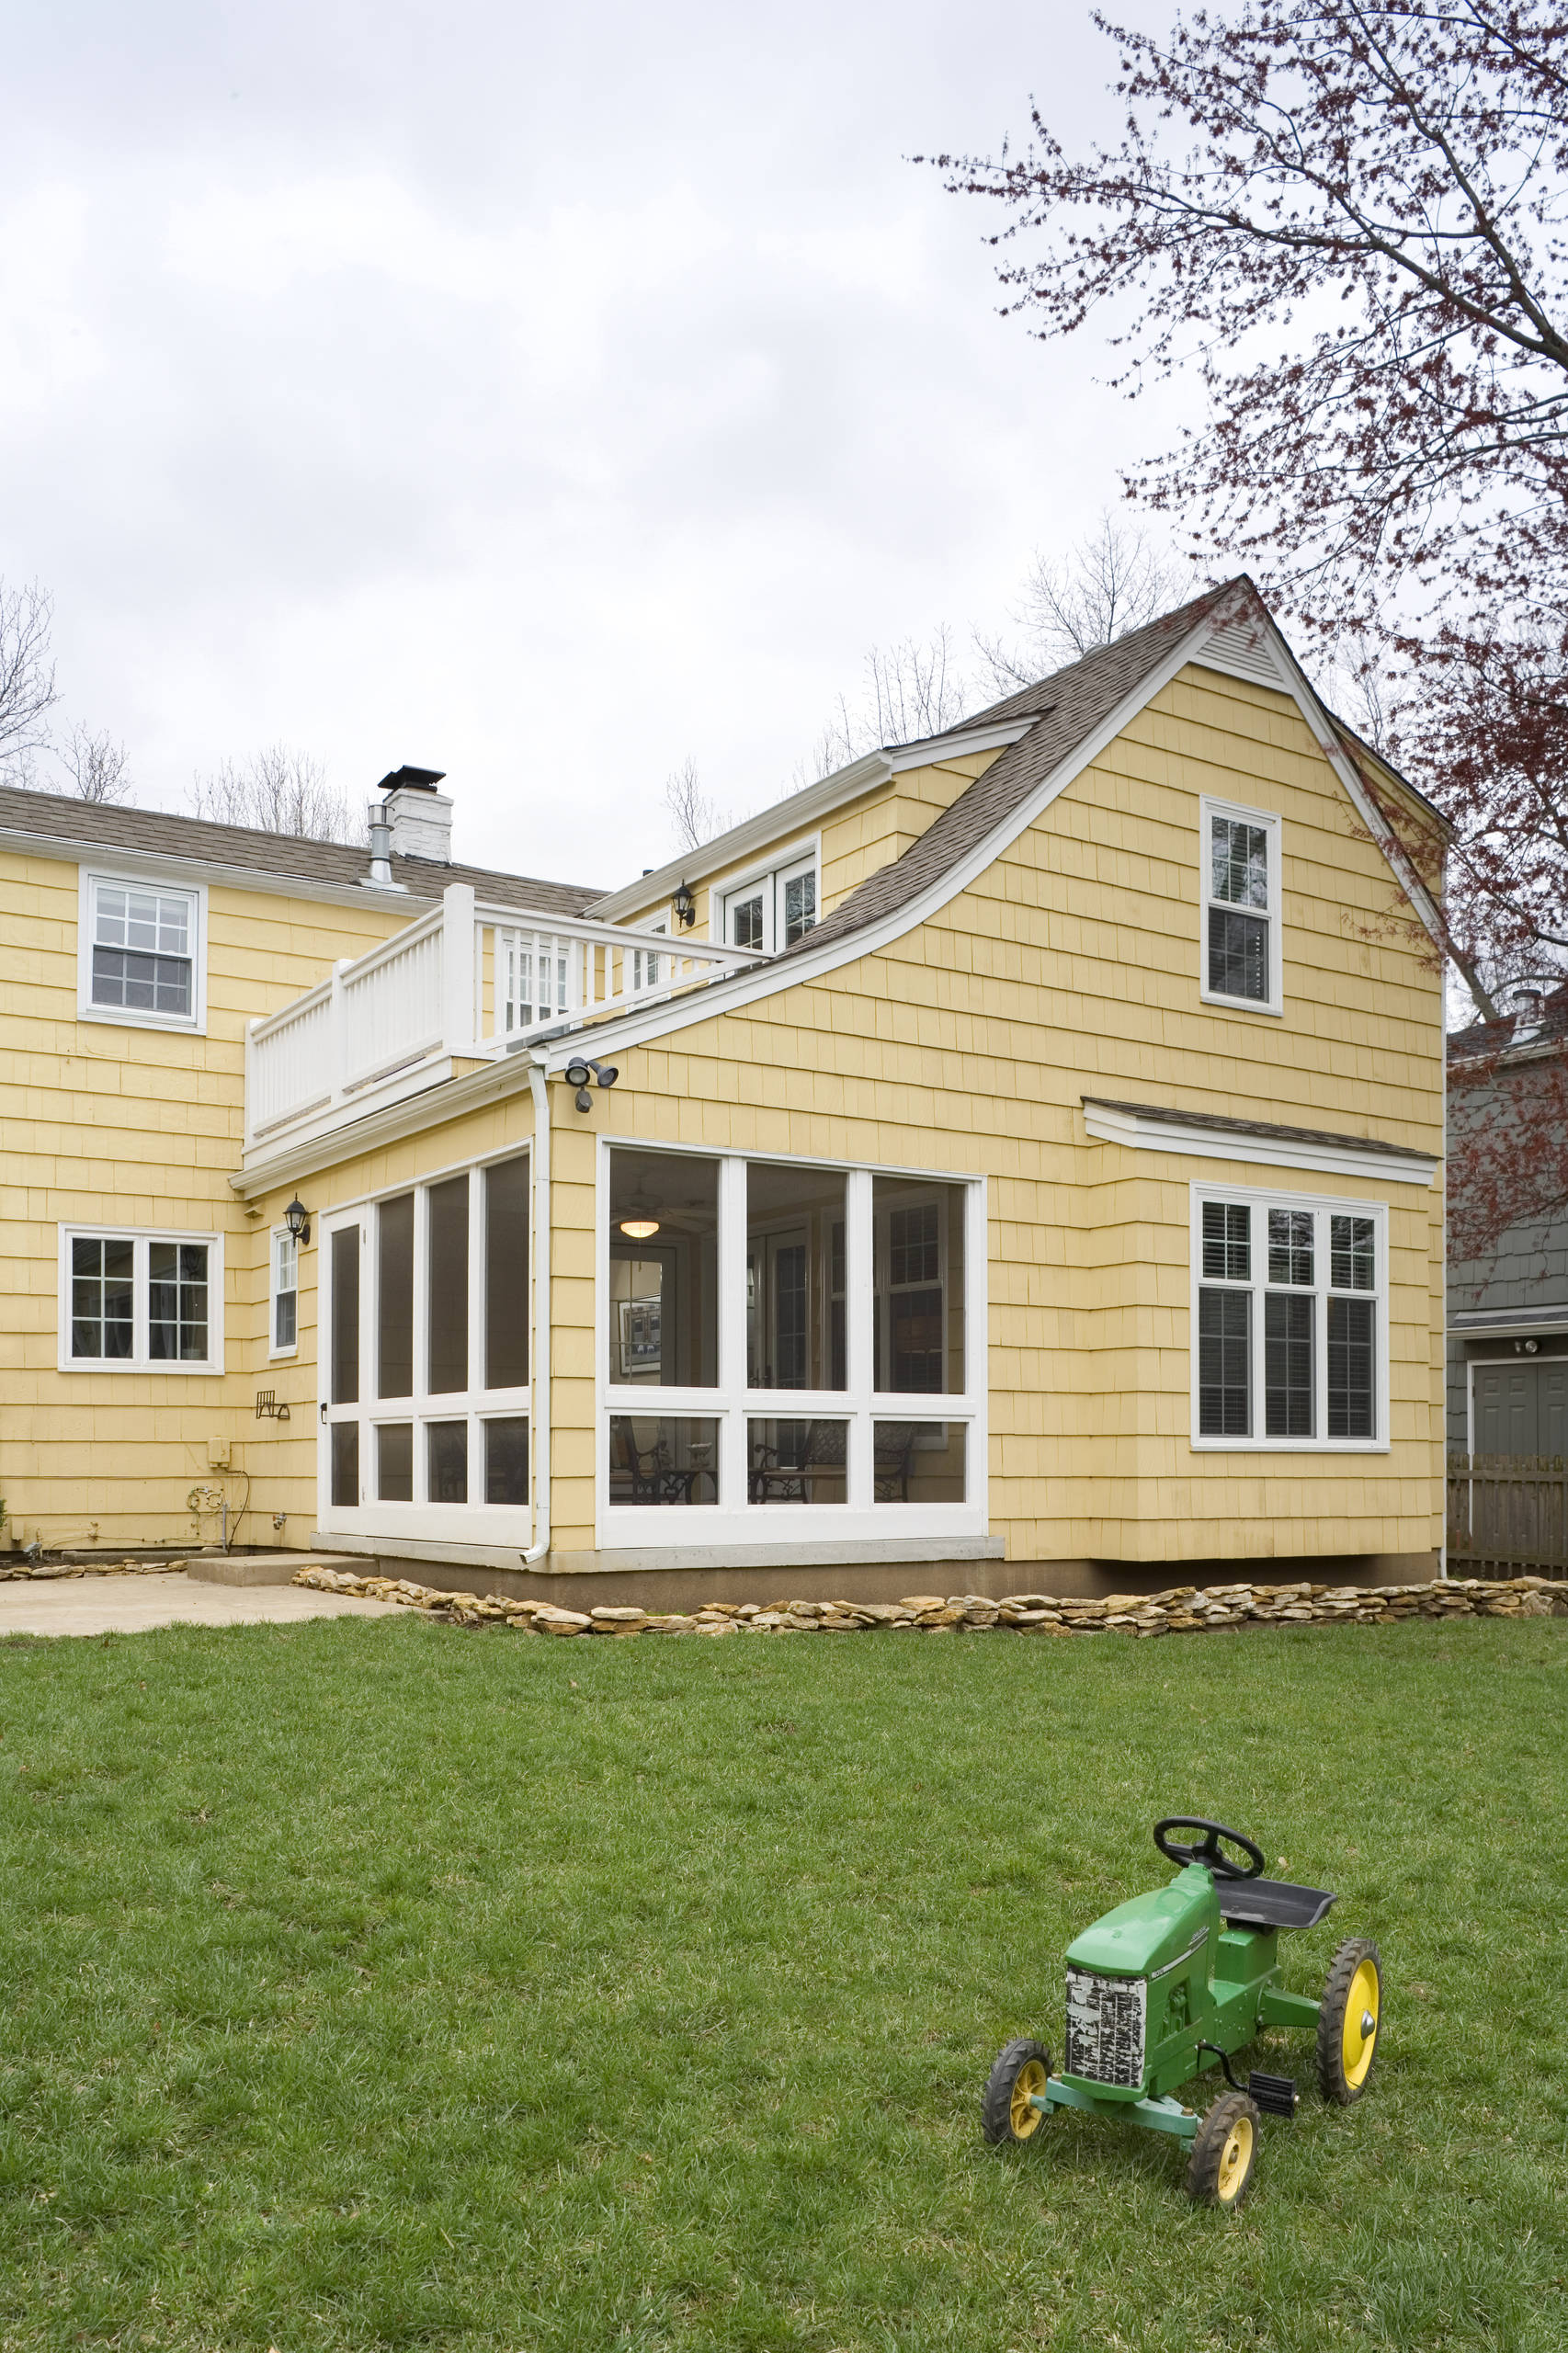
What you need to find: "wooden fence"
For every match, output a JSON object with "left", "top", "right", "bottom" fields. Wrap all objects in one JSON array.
[{"left": 1447, "top": 1453, "right": 1568, "bottom": 1576}]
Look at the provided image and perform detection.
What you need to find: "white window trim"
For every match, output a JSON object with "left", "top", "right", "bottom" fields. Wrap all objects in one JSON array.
[
  {"left": 595, "top": 1135, "right": 987, "bottom": 1549},
  {"left": 57, "top": 1224, "right": 224, "bottom": 1375},
  {"left": 317, "top": 1155, "right": 533, "bottom": 1544},
  {"left": 77, "top": 867, "right": 208, "bottom": 1036},
  {"left": 269, "top": 1226, "right": 299, "bottom": 1359},
  {"left": 1187, "top": 1182, "right": 1389, "bottom": 1452},
  {"left": 1199, "top": 796, "right": 1283, "bottom": 1017},
  {"left": 710, "top": 834, "right": 820, "bottom": 956}
]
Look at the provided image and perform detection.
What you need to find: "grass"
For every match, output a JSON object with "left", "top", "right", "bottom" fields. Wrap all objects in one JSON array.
[{"left": 0, "top": 1613, "right": 1563, "bottom": 2353}]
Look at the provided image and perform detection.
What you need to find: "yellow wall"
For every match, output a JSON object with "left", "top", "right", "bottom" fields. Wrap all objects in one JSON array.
[
  {"left": 0, "top": 850, "right": 412, "bottom": 1548},
  {"left": 538, "top": 662, "right": 1443, "bottom": 1563},
  {"left": 3, "top": 660, "right": 1447, "bottom": 1570}
]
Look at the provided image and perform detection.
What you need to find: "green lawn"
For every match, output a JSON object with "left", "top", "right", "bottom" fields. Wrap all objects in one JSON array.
[{"left": 0, "top": 1614, "right": 1563, "bottom": 2353}]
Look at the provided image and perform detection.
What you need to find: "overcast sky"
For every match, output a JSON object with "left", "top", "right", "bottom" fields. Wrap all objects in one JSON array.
[{"left": 6, "top": 0, "right": 1196, "bottom": 887}]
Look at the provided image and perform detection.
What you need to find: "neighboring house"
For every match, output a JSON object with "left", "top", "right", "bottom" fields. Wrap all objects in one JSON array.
[
  {"left": 2, "top": 579, "right": 1448, "bottom": 1600},
  {"left": 1447, "top": 984, "right": 1568, "bottom": 1458}
]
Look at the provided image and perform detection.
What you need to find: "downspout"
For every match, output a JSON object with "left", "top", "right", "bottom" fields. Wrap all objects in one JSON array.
[{"left": 524, "top": 1052, "right": 551, "bottom": 1563}]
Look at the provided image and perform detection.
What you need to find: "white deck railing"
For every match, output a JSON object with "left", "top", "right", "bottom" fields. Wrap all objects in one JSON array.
[{"left": 244, "top": 884, "right": 763, "bottom": 1152}]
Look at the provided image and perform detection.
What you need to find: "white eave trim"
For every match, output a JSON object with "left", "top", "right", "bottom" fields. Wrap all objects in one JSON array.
[
  {"left": 1081, "top": 1098, "right": 1438, "bottom": 1187},
  {"left": 585, "top": 720, "right": 1033, "bottom": 923},
  {"left": 1450, "top": 1306, "right": 1568, "bottom": 1336}
]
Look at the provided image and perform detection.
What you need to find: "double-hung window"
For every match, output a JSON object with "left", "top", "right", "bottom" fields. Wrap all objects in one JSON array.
[
  {"left": 79, "top": 872, "right": 205, "bottom": 1031},
  {"left": 717, "top": 847, "right": 818, "bottom": 955},
  {"left": 1200, "top": 799, "right": 1280, "bottom": 1013},
  {"left": 1192, "top": 1188, "right": 1383, "bottom": 1448},
  {"left": 61, "top": 1227, "right": 222, "bottom": 1372}
]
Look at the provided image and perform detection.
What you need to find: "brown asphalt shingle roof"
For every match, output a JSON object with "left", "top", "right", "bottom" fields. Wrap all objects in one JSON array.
[{"left": 0, "top": 783, "right": 603, "bottom": 918}]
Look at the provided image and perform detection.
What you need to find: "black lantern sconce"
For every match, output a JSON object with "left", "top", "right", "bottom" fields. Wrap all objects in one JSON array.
[
  {"left": 283, "top": 1196, "right": 312, "bottom": 1246},
  {"left": 565, "top": 1056, "right": 619, "bottom": 1113},
  {"left": 672, "top": 879, "right": 697, "bottom": 929}
]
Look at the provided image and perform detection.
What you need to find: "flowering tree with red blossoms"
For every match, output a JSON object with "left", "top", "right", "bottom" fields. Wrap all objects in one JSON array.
[{"left": 932, "top": 0, "right": 1568, "bottom": 1246}]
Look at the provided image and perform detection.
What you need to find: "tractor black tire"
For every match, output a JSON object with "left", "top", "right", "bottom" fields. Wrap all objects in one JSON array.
[
  {"left": 1317, "top": 1938, "right": 1382, "bottom": 2105},
  {"left": 1185, "top": 2089, "right": 1261, "bottom": 2209},
  {"left": 982, "top": 2038, "right": 1052, "bottom": 2145}
]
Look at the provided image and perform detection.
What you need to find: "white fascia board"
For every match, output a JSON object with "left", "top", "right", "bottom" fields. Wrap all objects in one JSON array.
[
  {"left": 585, "top": 721, "right": 1033, "bottom": 924},
  {"left": 1081, "top": 1098, "right": 1438, "bottom": 1187}
]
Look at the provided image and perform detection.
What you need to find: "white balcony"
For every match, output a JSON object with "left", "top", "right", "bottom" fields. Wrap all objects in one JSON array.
[{"left": 244, "top": 883, "right": 763, "bottom": 1157}]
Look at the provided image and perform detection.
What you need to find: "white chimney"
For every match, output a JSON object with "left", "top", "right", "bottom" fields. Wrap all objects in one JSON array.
[{"left": 378, "top": 765, "right": 451, "bottom": 864}]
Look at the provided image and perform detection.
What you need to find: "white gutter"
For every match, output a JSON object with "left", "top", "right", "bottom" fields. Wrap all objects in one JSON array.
[{"left": 524, "top": 1052, "right": 551, "bottom": 1563}]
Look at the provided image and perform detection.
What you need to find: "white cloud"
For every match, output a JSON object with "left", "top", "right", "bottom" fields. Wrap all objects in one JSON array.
[{"left": 4, "top": 0, "right": 1199, "bottom": 882}]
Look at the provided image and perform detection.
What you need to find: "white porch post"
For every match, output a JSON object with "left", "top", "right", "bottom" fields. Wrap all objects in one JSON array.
[{"left": 441, "top": 882, "right": 477, "bottom": 1057}]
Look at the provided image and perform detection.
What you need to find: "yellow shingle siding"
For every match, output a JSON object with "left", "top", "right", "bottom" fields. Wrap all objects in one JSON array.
[
  {"left": 3, "top": 659, "right": 1445, "bottom": 1568},
  {"left": 540, "top": 662, "right": 1442, "bottom": 1562},
  {"left": 1, "top": 848, "right": 412, "bottom": 1547}
]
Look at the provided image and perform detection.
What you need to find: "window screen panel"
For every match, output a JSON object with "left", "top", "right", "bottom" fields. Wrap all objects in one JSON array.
[
  {"left": 1328, "top": 1297, "right": 1376, "bottom": 1438},
  {"left": 1267, "top": 1209, "right": 1313, "bottom": 1286},
  {"left": 1208, "top": 907, "right": 1268, "bottom": 1001},
  {"left": 1201, "top": 1202, "right": 1250, "bottom": 1282},
  {"left": 782, "top": 868, "right": 816, "bottom": 945},
  {"left": 1199, "top": 1288, "right": 1250, "bottom": 1436},
  {"left": 484, "top": 1416, "right": 529, "bottom": 1505},
  {"left": 426, "top": 1176, "right": 470, "bottom": 1394},
  {"left": 484, "top": 1157, "right": 529, "bottom": 1391},
  {"left": 273, "top": 1231, "right": 298, "bottom": 1350},
  {"left": 1265, "top": 1292, "right": 1313, "bottom": 1437},
  {"left": 1210, "top": 816, "right": 1269, "bottom": 907},
  {"left": 71, "top": 1236, "right": 134, "bottom": 1359},
  {"left": 377, "top": 1422, "right": 413, "bottom": 1501},
  {"left": 148, "top": 1242, "right": 209, "bottom": 1361},
  {"left": 331, "top": 1420, "right": 359, "bottom": 1506},
  {"left": 1330, "top": 1214, "right": 1377, "bottom": 1292},
  {"left": 377, "top": 1193, "right": 414, "bottom": 1399},
  {"left": 331, "top": 1226, "right": 359, "bottom": 1404},
  {"left": 426, "top": 1419, "right": 469, "bottom": 1503}
]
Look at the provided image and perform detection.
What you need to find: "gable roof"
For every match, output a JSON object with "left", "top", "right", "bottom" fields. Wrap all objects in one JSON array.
[
  {"left": 789, "top": 580, "right": 1236, "bottom": 961},
  {"left": 0, "top": 783, "right": 603, "bottom": 918}
]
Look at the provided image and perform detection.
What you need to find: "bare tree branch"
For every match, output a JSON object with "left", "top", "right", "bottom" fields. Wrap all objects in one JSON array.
[
  {"left": 189, "top": 745, "right": 352, "bottom": 842},
  {"left": 977, "top": 512, "right": 1189, "bottom": 685},
  {"left": 664, "top": 756, "right": 735, "bottom": 852},
  {"left": 55, "top": 723, "right": 133, "bottom": 806},
  {"left": 0, "top": 580, "right": 60, "bottom": 779}
]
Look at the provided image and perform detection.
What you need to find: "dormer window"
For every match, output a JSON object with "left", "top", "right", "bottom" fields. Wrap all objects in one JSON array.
[
  {"left": 1200, "top": 799, "right": 1281, "bottom": 1014},
  {"left": 717, "top": 847, "right": 818, "bottom": 955}
]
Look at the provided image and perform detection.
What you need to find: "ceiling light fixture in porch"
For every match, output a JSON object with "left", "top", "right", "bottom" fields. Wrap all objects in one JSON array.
[{"left": 618, "top": 1174, "right": 661, "bottom": 1242}]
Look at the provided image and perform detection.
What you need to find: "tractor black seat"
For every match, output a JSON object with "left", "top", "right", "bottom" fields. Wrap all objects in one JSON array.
[{"left": 1218, "top": 1878, "right": 1336, "bottom": 1932}]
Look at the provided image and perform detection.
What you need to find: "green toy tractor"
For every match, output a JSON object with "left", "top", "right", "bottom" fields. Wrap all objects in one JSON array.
[{"left": 983, "top": 1816, "right": 1381, "bottom": 2208}]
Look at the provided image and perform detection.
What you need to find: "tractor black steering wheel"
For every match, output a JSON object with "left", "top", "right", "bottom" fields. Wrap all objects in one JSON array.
[{"left": 1153, "top": 1817, "right": 1267, "bottom": 1881}]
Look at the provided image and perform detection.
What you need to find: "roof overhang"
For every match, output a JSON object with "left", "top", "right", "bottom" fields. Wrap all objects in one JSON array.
[
  {"left": 1080, "top": 1097, "right": 1439, "bottom": 1187},
  {"left": 585, "top": 718, "right": 1034, "bottom": 923}
]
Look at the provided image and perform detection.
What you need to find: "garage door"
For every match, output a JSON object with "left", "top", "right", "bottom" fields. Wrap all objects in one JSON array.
[{"left": 1472, "top": 1360, "right": 1568, "bottom": 1456}]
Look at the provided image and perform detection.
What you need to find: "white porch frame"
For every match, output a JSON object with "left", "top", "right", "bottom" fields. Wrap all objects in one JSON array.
[{"left": 594, "top": 1134, "right": 988, "bottom": 1550}]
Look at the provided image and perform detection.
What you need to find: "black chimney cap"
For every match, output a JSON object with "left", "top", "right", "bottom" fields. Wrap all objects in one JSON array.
[{"left": 377, "top": 765, "right": 447, "bottom": 794}]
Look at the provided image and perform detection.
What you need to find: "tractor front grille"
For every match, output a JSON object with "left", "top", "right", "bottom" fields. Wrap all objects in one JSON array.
[{"left": 1064, "top": 1967, "right": 1147, "bottom": 2088}]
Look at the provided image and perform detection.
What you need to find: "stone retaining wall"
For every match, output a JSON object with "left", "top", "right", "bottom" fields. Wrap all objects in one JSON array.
[{"left": 292, "top": 1568, "right": 1566, "bottom": 1636}]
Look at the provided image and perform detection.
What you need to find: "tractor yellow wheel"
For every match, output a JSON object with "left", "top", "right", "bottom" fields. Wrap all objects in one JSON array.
[
  {"left": 982, "top": 2039, "right": 1052, "bottom": 2145},
  {"left": 1186, "top": 2090, "right": 1260, "bottom": 2210},
  {"left": 1317, "top": 1938, "right": 1382, "bottom": 2104}
]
